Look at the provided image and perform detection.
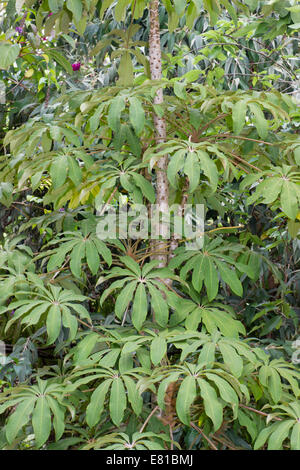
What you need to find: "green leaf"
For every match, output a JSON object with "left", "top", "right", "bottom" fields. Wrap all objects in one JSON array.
[
  {"left": 131, "top": 173, "right": 155, "bottom": 203},
  {"left": 148, "top": 284, "right": 169, "bottom": 327},
  {"left": 197, "top": 377, "right": 223, "bottom": 431},
  {"left": 203, "top": 256, "right": 219, "bottom": 301},
  {"left": 184, "top": 152, "right": 200, "bottom": 192},
  {"left": 115, "top": 280, "right": 137, "bottom": 320},
  {"left": 174, "top": 0, "right": 186, "bottom": 16},
  {"left": 197, "top": 342, "right": 216, "bottom": 366},
  {"left": 114, "top": 0, "right": 131, "bottom": 21},
  {"left": 268, "top": 420, "right": 294, "bottom": 450},
  {"left": 93, "top": 238, "right": 112, "bottom": 266},
  {"left": 197, "top": 150, "right": 218, "bottom": 192},
  {"left": 174, "top": 81, "right": 187, "bottom": 100},
  {"left": 248, "top": 103, "right": 268, "bottom": 140},
  {"left": 70, "top": 242, "right": 85, "bottom": 278},
  {"left": 131, "top": 282, "right": 148, "bottom": 331},
  {"left": 46, "top": 396, "right": 65, "bottom": 441},
  {"left": 67, "top": 155, "right": 82, "bottom": 186},
  {"left": 268, "top": 368, "right": 282, "bottom": 403},
  {"left": 0, "top": 44, "right": 20, "bottom": 70},
  {"left": 123, "top": 376, "right": 143, "bottom": 416},
  {"left": 176, "top": 375, "right": 196, "bottom": 425},
  {"left": 232, "top": 100, "right": 247, "bottom": 135},
  {"left": 294, "top": 147, "right": 300, "bottom": 166},
  {"left": 121, "top": 256, "right": 141, "bottom": 276},
  {"left": 129, "top": 97, "right": 145, "bottom": 135},
  {"left": 150, "top": 336, "right": 167, "bottom": 365},
  {"left": 46, "top": 304, "right": 61, "bottom": 344},
  {"left": 66, "top": 0, "right": 82, "bottom": 22},
  {"left": 191, "top": 254, "right": 205, "bottom": 291},
  {"left": 32, "top": 396, "right": 52, "bottom": 448},
  {"left": 85, "top": 240, "right": 100, "bottom": 275},
  {"left": 260, "top": 177, "right": 283, "bottom": 204},
  {"left": 47, "top": 50, "right": 73, "bottom": 74},
  {"left": 50, "top": 155, "right": 68, "bottom": 189},
  {"left": 62, "top": 308, "right": 78, "bottom": 341},
  {"left": 118, "top": 51, "right": 134, "bottom": 86},
  {"left": 219, "top": 342, "right": 243, "bottom": 378},
  {"left": 6, "top": 398, "right": 36, "bottom": 444},
  {"left": 291, "top": 422, "right": 300, "bottom": 450},
  {"left": 167, "top": 150, "right": 186, "bottom": 188},
  {"left": 86, "top": 380, "right": 112, "bottom": 427},
  {"left": 205, "top": 373, "right": 239, "bottom": 408},
  {"left": 215, "top": 261, "right": 243, "bottom": 297},
  {"left": 108, "top": 96, "right": 126, "bottom": 132},
  {"left": 109, "top": 377, "right": 126, "bottom": 426},
  {"left": 254, "top": 423, "right": 276, "bottom": 450},
  {"left": 280, "top": 181, "right": 299, "bottom": 220}
]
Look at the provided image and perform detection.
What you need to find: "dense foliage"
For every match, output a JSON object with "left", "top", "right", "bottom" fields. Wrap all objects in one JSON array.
[{"left": 0, "top": 0, "right": 299, "bottom": 450}]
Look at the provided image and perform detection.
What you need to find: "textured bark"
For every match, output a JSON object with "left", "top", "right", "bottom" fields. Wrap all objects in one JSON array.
[{"left": 149, "top": 0, "right": 169, "bottom": 268}]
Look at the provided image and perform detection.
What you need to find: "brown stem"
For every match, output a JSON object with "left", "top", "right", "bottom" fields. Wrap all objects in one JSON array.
[
  {"left": 139, "top": 405, "right": 159, "bottom": 433},
  {"left": 190, "top": 422, "right": 218, "bottom": 450},
  {"left": 239, "top": 404, "right": 282, "bottom": 421},
  {"left": 149, "top": 0, "right": 169, "bottom": 268}
]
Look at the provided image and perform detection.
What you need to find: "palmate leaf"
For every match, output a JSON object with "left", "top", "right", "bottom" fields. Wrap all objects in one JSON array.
[
  {"left": 169, "top": 290, "right": 245, "bottom": 337},
  {"left": 254, "top": 420, "right": 295, "bottom": 450},
  {"left": 45, "top": 231, "right": 112, "bottom": 278},
  {"left": 99, "top": 258, "right": 177, "bottom": 329},
  {"left": 243, "top": 166, "right": 300, "bottom": 220},
  {"left": 162, "top": 364, "right": 238, "bottom": 431},
  {"left": 72, "top": 365, "right": 145, "bottom": 428},
  {"left": 171, "top": 238, "right": 249, "bottom": 301},
  {"left": 2, "top": 380, "right": 67, "bottom": 448},
  {"left": 257, "top": 360, "right": 300, "bottom": 403},
  {"left": 253, "top": 401, "right": 300, "bottom": 450},
  {"left": 166, "top": 145, "right": 219, "bottom": 192},
  {"left": 2, "top": 284, "right": 90, "bottom": 344}
]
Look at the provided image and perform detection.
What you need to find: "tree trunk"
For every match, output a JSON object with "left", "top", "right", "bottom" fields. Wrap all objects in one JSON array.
[{"left": 149, "top": 0, "right": 169, "bottom": 268}]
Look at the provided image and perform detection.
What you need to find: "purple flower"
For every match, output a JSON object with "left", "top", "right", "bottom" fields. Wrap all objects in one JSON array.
[
  {"left": 71, "top": 62, "right": 81, "bottom": 71},
  {"left": 59, "top": 208, "right": 65, "bottom": 212},
  {"left": 15, "top": 26, "right": 23, "bottom": 34},
  {"left": 48, "top": 12, "right": 53, "bottom": 16}
]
